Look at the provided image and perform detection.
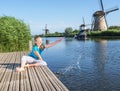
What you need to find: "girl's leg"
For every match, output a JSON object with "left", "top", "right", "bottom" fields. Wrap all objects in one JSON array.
[
  {"left": 29, "top": 61, "right": 47, "bottom": 66},
  {"left": 24, "top": 63, "right": 40, "bottom": 67},
  {"left": 24, "top": 60, "right": 44, "bottom": 67},
  {"left": 16, "top": 56, "right": 28, "bottom": 72},
  {"left": 21, "top": 59, "right": 27, "bottom": 68},
  {"left": 25, "top": 60, "right": 47, "bottom": 67}
]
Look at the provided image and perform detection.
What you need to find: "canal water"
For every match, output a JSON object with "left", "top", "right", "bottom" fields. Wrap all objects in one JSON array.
[{"left": 42, "top": 37, "right": 120, "bottom": 91}]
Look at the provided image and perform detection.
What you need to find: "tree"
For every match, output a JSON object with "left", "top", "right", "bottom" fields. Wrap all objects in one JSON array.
[
  {"left": 73, "top": 29, "right": 79, "bottom": 34},
  {"left": 64, "top": 27, "right": 73, "bottom": 37},
  {"left": 55, "top": 32, "right": 59, "bottom": 34},
  {"left": 0, "top": 16, "right": 31, "bottom": 52}
]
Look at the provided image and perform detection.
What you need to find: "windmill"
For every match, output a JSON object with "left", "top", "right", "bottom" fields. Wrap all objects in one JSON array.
[
  {"left": 75, "top": 17, "right": 87, "bottom": 40},
  {"left": 79, "top": 17, "right": 86, "bottom": 31},
  {"left": 43, "top": 24, "right": 49, "bottom": 35},
  {"left": 80, "top": 17, "right": 92, "bottom": 31},
  {"left": 92, "top": 0, "right": 119, "bottom": 31}
]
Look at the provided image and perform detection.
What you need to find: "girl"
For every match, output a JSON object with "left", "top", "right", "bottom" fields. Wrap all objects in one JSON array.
[{"left": 16, "top": 36, "right": 63, "bottom": 72}]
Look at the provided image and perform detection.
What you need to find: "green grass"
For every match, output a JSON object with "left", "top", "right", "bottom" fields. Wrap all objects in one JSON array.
[{"left": 87, "top": 29, "right": 120, "bottom": 36}]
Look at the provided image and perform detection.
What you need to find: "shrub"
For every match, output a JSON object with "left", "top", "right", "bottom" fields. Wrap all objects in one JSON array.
[{"left": 0, "top": 16, "right": 31, "bottom": 52}]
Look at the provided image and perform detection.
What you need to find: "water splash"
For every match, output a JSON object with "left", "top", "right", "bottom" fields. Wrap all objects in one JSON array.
[
  {"left": 56, "top": 41, "right": 86, "bottom": 77},
  {"left": 56, "top": 55, "right": 82, "bottom": 76},
  {"left": 55, "top": 60, "right": 81, "bottom": 78},
  {"left": 76, "top": 61, "right": 80, "bottom": 69},
  {"left": 62, "top": 65, "right": 74, "bottom": 74}
]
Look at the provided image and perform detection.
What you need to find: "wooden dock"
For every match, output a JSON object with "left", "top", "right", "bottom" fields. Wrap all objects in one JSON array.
[{"left": 0, "top": 52, "right": 69, "bottom": 91}]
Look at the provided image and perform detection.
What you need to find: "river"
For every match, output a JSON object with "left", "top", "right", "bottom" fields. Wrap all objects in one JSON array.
[{"left": 41, "top": 37, "right": 120, "bottom": 91}]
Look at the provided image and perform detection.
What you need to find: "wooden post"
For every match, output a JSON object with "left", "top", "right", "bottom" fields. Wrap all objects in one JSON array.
[{"left": 29, "top": 40, "right": 32, "bottom": 51}]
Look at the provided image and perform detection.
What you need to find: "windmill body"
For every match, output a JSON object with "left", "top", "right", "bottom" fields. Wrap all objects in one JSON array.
[
  {"left": 93, "top": 11, "right": 107, "bottom": 31},
  {"left": 43, "top": 24, "right": 49, "bottom": 35}
]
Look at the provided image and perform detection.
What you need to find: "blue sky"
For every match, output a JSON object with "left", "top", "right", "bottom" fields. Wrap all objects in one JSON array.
[{"left": 0, "top": 0, "right": 120, "bottom": 35}]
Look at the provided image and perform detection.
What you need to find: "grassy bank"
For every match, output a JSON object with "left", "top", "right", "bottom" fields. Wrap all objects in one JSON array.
[
  {"left": 87, "top": 29, "right": 120, "bottom": 36},
  {"left": 39, "top": 29, "right": 120, "bottom": 38},
  {"left": 40, "top": 33, "right": 77, "bottom": 37}
]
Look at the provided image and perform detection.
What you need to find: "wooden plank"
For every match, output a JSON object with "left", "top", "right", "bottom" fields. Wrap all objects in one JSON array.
[
  {"left": 31, "top": 67, "right": 48, "bottom": 91},
  {"left": 42, "top": 66, "right": 64, "bottom": 91},
  {"left": 11, "top": 72, "right": 20, "bottom": 91},
  {"left": 13, "top": 52, "right": 21, "bottom": 91},
  {"left": 0, "top": 53, "right": 14, "bottom": 82},
  {"left": 14, "top": 52, "right": 21, "bottom": 91},
  {"left": 44, "top": 66, "right": 69, "bottom": 91},
  {"left": 8, "top": 52, "right": 20, "bottom": 91},
  {"left": 20, "top": 72, "right": 25, "bottom": 91},
  {"left": 35, "top": 67, "right": 54, "bottom": 91},
  {"left": 37, "top": 67, "right": 52, "bottom": 91},
  {"left": 23, "top": 52, "right": 32, "bottom": 91},
  {"left": 40, "top": 66, "right": 62, "bottom": 91},
  {"left": 32, "top": 67, "right": 44, "bottom": 91},
  {"left": 36, "top": 66, "right": 57, "bottom": 91},
  {"left": 27, "top": 67, "right": 39, "bottom": 91},
  {"left": 0, "top": 52, "right": 16, "bottom": 91},
  {"left": 0, "top": 53, "right": 10, "bottom": 68},
  {"left": 0, "top": 53, "right": 4, "bottom": 63},
  {"left": 20, "top": 52, "right": 26, "bottom": 91},
  {"left": 25, "top": 69, "right": 32, "bottom": 91}
]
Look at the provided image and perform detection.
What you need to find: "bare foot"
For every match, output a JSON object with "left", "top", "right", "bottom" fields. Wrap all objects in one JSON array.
[{"left": 16, "top": 67, "right": 25, "bottom": 72}]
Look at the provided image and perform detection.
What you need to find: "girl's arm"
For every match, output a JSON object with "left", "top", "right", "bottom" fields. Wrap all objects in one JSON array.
[
  {"left": 45, "top": 38, "right": 63, "bottom": 48},
  {"left": 34, "top": 51, "right": 43, "bottom": 61}
]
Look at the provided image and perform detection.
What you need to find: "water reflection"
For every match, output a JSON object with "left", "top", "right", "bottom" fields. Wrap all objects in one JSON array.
[
  {"left": 91, "top": 39, "right": 111, "bottom": 90},
  {"left": 93, "top": 39, "right": 107, "bottom": 71},
  {"left": 43, "top": 38, "right": 50, "bottom": 45},
  {"left": 46, "top": 39, "right": 49, "bottom": 45}
]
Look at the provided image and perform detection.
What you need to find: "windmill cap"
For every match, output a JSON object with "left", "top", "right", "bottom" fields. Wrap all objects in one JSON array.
[
  {"left": 80, "top": 24, "right": 85, "bottom": 27},
  {"left": 93, "top": 11, "right": 105, "bottom": 16}
]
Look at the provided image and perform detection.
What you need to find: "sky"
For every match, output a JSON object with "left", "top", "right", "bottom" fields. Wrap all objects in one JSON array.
[{"left": 0, "top": 0, "right": 120, "bottom": 35}]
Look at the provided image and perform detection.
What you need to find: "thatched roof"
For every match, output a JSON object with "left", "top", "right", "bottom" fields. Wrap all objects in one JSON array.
[
  {"left": 93, "top": 11, "right": 105, "bottom": 16},
  {"left": 80, "top": 24, "right": 85, "bottom": 27}
]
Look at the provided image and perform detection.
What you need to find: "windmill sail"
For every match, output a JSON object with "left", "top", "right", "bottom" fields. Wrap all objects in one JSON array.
[
  {"left": 82, "top": 17, "right": 85, "bottom": 25},
  {"left": 100, "top": 0, "right": 104, "bottom": 11},
  {"left": 105, "top": 7, "right": 119, "bottom": 14}
]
